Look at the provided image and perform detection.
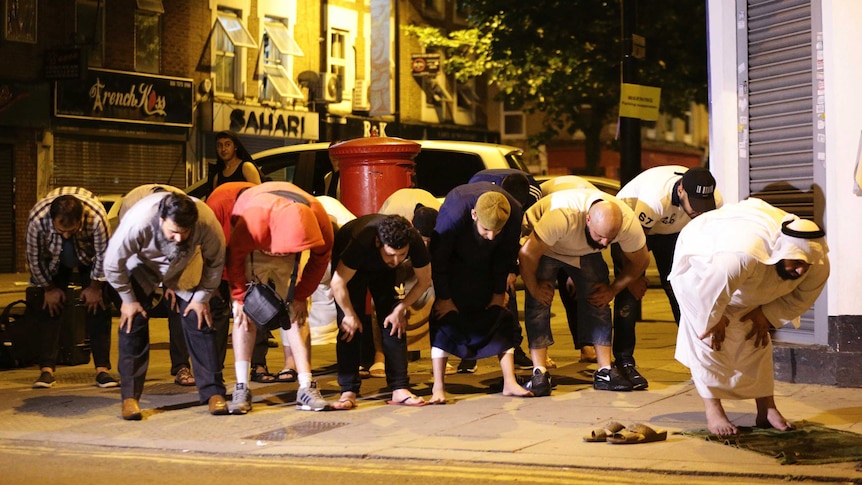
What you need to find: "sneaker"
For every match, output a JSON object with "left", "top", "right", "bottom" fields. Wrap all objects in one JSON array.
[
  {"left": 33, "top": 371, "right": 55, "bottom": 389},
  {"left": 229, "top": 383, "right": 252, "bottom": 415},
  {"left": 457, "top": 359, "right": 478, "bottom": 374},
  {"left": 444, "top": 362, "right": 457, "bottom": 375},
  {"left": 513, "top": 348, "right": 533, "bottom": 369},
  {"left": 593, "top": 367, "right": 633, "bottom": 391},
  {"left": 296, "top": 381, "right": 329, "bottom": 411},
  {"left": 95, "top": 372, "right": 119, "bottom": 388},
  {"left": 521, "top": 368, "right": 552, "bottom": 397},
  {"left": 618, "top": 363, "right": 649, "bottom": 390}
]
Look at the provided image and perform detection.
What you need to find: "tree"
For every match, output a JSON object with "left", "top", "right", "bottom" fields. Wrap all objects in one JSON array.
[{"left": 406, "top": 0, "right": 707, "bottom": 175}]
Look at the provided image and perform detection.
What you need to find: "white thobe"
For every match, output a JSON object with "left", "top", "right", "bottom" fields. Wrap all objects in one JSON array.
[{"left": 670, "top": 198, "right": 829, "bottom": 400}]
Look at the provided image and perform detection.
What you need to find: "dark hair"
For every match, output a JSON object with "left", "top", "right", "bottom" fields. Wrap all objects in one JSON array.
[
  {"left": 377, "top": 215, "right": 414, "bottom": 250},
  {"left": 49, "top": 195, "right": 84, "bottom": 227},
  {"left": 501, "top": 173, "right": 530, "bottom": 208},
  {"left": 215, "top": 130, "right": 253, "bottom": 166},
  {"left": 158, "top": 193, "right": 199, "bottom": 229}
]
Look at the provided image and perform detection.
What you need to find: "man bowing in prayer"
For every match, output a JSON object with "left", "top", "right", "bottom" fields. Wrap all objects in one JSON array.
[{"left": 669, "top": 198, "right": 829, "bottom": 436}]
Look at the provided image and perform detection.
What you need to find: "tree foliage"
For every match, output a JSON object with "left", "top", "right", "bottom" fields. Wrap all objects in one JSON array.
[{"left": 405, "top": 0, "right": 708, "bottom": 175}]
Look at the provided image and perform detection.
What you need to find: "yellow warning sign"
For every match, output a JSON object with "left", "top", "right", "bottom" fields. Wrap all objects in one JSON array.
[{"left": 619, "top": 83, "right": 661, "bottom": 121}]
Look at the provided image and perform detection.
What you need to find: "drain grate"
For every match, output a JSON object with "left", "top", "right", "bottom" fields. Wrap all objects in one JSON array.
[{"left": 244, "top": 421, "right": 350, "bottom": 441}]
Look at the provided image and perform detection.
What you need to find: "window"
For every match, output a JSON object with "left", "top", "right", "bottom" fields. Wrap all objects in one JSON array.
[
  {"left": 214, "top": 9, "right": 257, "bottom": 96},
  {"left": 502, "top": 99, "right": 525, "bottom": 139},
  {"left": 76, "top": 0, "right": 104, "bottom": 67},
  {"left": 261, "top": 18, "right": 304, "bottom": 102},
  {"left": 456, "top": 79, "right": 479, "bottom": 111},
  {"left": 413, "top": 150, "right": 486, "bottom": 197},
  {"left": 329, "top": 29, "right": 348, "bottom": 100},
  {"left": 135, "top": 1, "right": 163, "bottom": 74}
]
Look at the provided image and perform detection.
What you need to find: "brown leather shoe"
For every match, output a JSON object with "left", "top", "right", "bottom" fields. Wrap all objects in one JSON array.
[
  {"left": 122, "top": 398, "right": 142, "bottom": 421},
  {"left": 208, "top": 395, "right": 228, "bottom": 415}
]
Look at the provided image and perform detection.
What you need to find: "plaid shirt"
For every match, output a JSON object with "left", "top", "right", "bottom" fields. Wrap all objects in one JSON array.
[{"left": 26, "top": 187, "right": 109, "bottom": 287}]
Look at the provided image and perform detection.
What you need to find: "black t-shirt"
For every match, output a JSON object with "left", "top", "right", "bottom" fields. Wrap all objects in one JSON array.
[{"left": 334, "top": 214, "right": 430, "bottom": 273}]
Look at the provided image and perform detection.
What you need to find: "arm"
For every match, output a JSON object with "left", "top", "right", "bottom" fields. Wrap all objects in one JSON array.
[
  {"left": 242, "top": 162, "right": 262, "bottom": 185},
  {"left": 588, "top": 244, "right": 650, "bottom": 307},
  {"left": 226, "top": 219, "right": 255, "bottom": 303},
  {"left": 761, "top": 258, "right": 830, "bottom": 329},
  {"left": 330, "top": 261, "right": 361, "bottom": 342},
  {"left": 384, "top": 262, "right": 432, "bottom": 338},
  {"left": 518, "top": 233, "right": 555, "bottom": 306}
]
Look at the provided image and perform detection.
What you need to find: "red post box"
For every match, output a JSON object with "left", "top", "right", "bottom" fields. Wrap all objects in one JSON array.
[{"left": 329, "top": 137, "right": 421, "bottom": 216}]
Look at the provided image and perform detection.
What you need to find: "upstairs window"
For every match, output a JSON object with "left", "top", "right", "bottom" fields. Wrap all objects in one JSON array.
[
  {"left": 502, "top": 99, "right": 526, "bottom": 139},
  {"left": 76, "top": 0, "right": 104, "bottom": 67},
  {"left": 261, "top": 18, "right": 304, "bottom": 102},
  {"left": 328, "top": 28, "right": 348, "bottom": 101},
  {"left": 214, "top": 9, "right": 257, "bottom": 96},
  {"left": 135, "top": 0, "right": 163, "bottom": 74}
]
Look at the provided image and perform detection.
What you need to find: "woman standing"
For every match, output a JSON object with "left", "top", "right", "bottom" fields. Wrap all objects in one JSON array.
[{"left": 211, "top": 131, "right": 262, "bottom": 190}]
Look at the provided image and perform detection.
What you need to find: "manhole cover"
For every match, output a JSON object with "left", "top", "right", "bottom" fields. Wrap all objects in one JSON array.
[{"left": 244, "top": 421, "right": 349, "bottom": 441}]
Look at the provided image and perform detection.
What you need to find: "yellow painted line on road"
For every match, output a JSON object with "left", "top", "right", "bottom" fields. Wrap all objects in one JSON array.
[{"left": 0, "top": 441, "right": 781, "bottom": 484}]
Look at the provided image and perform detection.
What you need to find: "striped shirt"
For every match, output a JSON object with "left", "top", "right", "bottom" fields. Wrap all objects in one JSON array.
[{"left": 26, "top": 187, "right": 109, "bottom": 286}]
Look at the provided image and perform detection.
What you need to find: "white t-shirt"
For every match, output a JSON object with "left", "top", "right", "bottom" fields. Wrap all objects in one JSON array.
[
  {"left": 616, "top": 165, "right": 723, "bottom": 235},
  {"left": 378, "top": 188, "right": 441, "bottom": 222},
  {"left": 525, "top": 188, "right": 646, "bottom": 267}
]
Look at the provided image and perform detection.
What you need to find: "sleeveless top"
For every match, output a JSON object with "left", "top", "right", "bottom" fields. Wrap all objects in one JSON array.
[{"left": 216, "top": 161, "right": 254, "bottom": 187}]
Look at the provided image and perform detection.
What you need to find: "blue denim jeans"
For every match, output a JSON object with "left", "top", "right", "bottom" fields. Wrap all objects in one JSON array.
[{"left": 524, "top": 252, "right": 612, "bottom": 349}]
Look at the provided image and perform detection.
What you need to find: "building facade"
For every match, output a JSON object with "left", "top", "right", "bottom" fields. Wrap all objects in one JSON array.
[{"left": 0, "top": 0, "right": 504, "bottom": 272}]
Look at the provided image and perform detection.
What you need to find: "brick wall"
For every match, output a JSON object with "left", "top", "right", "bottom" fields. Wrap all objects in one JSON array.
[{"left": 14, "top": 129, "right": 38, "bottom": 273}]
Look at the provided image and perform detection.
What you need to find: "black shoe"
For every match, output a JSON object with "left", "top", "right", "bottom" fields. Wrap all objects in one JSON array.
[
  {"left": 593, "top": 367, "right": 633, "bottom": 391},
  {"left": 95, "top": 372, "right": 119, "bottom": 388},
  {"left": 521, "top": 368, "right": 552, "bottom": 397},
  {"left": 457, "top": 359, "right": 477, "bottom": 374},
  {"left": 33, "top": 371, "right": 55, "bottom": 389},
  {"left": 513, "top": 348, "right": 533, "bottom": 369},
  {"left": 617, "top": 363, "right": 648, "bottom": 390}
]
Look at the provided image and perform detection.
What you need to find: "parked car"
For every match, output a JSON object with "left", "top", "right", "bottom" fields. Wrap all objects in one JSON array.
[
  {"left": 97, "top": 194, "right": 123, "bottom": 235},
  {"left": 187, "top": 139, "right": 527, "bottom": 200}
]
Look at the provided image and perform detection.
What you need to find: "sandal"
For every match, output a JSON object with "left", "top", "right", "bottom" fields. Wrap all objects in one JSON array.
[
  {"left": 369, "top": 362, "right": 386, "bottom": 378},
  {"left": 332, "top": 392, "right": 356, "bottom": 411},
  {"left": 250, "top": 365, "right": 276, "bottom": 383},
  {"left": 174, "top": 367, "right": 195, "bottom": 386},
  {"left": 607, "top": 423, "right": 668, "bottom": 444},
  {"left": 583, "top": 421, "right": 625, "bottom": 442},
  {"left": 276, "top": 368, "right": 297, "bottom": 382}
]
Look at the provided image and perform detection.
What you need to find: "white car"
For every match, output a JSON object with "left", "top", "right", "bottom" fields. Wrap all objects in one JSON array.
[{"left": 188, "top": 139, "right": 527, "bottom": 199}]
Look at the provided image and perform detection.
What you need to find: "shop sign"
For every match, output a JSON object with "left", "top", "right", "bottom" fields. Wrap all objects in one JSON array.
[
  {"left": 55, "top": 69, "right": 194, "bottom": 127},
  {"left": 214, "top": 101, "right": 319, "bottom": 141},
  {"left": 411, "top": 54, "right": 440, "bottom": 77}
]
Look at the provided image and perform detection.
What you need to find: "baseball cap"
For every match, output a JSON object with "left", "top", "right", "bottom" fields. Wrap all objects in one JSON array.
[
  {"left": 474, "top": 192, "right": 511, "bottom": 231},
  {"left": 680, "top": 167, "right": 717, "bottom": 213}
]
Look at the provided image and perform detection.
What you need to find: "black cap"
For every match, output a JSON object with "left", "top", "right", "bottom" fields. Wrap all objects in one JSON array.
[
  {"left": 412, "top": 204, "right": 438, "bottom": 238},
  {"left": 680, "top": 167, "right": 717, "bottom": 213}
]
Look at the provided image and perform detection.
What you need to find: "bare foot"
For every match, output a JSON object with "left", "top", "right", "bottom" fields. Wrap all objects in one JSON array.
[
  {"left": 502, "top": 383, "right": 534, "bottom": 397},
  {"left": 704, "top": 398, "right": 738, "bottom": 436},
  {"left": 331, "top": 391, "right": 356, "bottom": 411},
  {"left": 429, "top": 385, "right": 447, "bottom": 404},
  {"left": 756, "top": 407, "right": 795, "bottom": 431}
]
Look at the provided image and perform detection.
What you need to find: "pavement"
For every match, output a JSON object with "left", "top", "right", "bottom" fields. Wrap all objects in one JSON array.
[{"left": 1, "top": 271, "right": 861, "bottom": 482}]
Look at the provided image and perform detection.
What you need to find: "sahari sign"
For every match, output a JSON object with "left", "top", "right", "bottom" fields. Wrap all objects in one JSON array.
[
  {"left": 55, "top": 69, "right": 194, "bottom": 127},
  {"left": 213, "top": 101, "right": 319, "bottom": 141}
]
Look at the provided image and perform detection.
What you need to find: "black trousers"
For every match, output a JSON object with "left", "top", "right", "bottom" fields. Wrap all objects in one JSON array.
[
  {"left": 33, "top": 264, "right": 112, "bottom": 371},
  {"left": 336, "top": 270, "right": 410, "bottom": 394}
]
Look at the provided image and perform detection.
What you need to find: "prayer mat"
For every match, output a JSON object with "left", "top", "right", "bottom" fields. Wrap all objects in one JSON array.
[{"left": 682, "top": 421, "right": 862, "bottom": 465}]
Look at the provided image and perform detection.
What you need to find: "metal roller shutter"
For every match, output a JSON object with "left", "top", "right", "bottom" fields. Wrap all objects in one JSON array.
[
  {"left": 0, "top": 145, "right": 15, "bottom": 272},
  {"left": 740, "top": 0, "right": 825, "bottom": 343},
  {"left": 53, "top": 135, "right": 186, "bottom": 196}
]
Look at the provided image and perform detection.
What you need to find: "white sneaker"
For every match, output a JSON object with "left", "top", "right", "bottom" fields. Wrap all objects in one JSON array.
[
  {"left": 229, "top": 383, "right": 252, "bottom": 415},
  {"left": 296, "top": 381, "right": 329, "bottom": 411}
]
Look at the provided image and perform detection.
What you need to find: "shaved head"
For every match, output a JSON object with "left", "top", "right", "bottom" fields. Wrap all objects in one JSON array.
[{"left": 585, "top": 201, "right": 622, "bottom": 249}]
